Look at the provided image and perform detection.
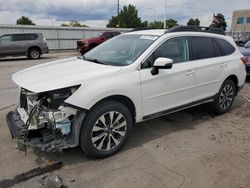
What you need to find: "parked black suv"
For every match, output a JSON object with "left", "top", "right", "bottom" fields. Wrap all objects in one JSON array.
[{"left": 0, "top": 33, "right": 49, "bottom": 59}]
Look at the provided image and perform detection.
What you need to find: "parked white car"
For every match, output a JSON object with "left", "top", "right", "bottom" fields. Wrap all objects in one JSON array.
[{"left": 7, "top": 26, "right": 246, "bottom": 158}]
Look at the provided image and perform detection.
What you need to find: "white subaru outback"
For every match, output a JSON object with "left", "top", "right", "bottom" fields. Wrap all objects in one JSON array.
[{"left": 6, "top": 26, "right": 247, "bottom": 158}]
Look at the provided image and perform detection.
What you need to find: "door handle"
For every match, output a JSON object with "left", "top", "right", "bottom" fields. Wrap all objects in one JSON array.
[
  {"left": 185, "top": 70, "right": 195, "bottom": 76},
  {"left": 220, "top": 63, "right": 227, "bottom": 68}
]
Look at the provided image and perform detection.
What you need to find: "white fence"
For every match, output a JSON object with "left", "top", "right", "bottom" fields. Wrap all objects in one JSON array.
[{"left": 0, "top": 24, "right": 131, "bottom": 50}]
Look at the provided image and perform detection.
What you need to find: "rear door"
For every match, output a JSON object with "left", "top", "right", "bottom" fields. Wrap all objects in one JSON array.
[
  {"left": 12, "top": 34, "right": 38, "bottom": 54},
  {"left": 0, "top": 34, "right": 13, "bottom": 55},
  {"left": 188, "top": 36, "right": 225, "bottom": 101}
]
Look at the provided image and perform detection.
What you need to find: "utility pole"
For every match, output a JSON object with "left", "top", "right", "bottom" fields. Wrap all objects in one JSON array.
[
  {"left": 164, "top": 0, "right": 167, "bottom": 29},
  {"left": 117, "top": 0, "right": 120, "bottom": 27}
]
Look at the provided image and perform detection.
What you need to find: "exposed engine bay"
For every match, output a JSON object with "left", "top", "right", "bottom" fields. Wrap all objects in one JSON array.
[{"left": 6, "top": 86, "right": 85, "bottom": 152}]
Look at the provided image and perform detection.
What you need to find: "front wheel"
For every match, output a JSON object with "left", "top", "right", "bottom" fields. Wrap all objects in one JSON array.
[
  {"left": 80, "top": 101, "right": 133, "bottom": 158},
  {"left": 213, "top": 79, "right": 236, "bottom": 114}
]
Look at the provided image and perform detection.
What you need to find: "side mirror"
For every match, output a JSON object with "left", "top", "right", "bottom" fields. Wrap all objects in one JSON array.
[{"left": 151, "top": 57, "right": 173, "bottom": 75}]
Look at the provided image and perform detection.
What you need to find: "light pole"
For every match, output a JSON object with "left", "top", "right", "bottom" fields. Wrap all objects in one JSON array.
[
  {"left": 163, "top": 0, "right": 167, "bottom": 29},
  {"left": 117, "top": 0, "right": 120, "bottom": 27}
]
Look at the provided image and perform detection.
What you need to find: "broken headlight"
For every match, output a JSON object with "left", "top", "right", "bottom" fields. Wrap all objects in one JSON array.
[{"left": 39, "top": 85, "right": 80, "bottom": 110}]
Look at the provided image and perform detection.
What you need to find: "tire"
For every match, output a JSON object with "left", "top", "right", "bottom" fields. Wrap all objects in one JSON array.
[
  {"left": 28, "top": 48, "right": 41, "bottom": 59},
  {"left": 213, "top": 79, "right": 236, "bottom": 114},
  {"left": 80, "top": 101, "right": 133, "bottom": 158}
]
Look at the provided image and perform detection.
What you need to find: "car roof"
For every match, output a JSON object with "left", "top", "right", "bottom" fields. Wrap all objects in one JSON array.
[
  {"left": 1, "top": 33, "right": 41, "bottom": 36},
  {"left": 125, "top": 29, "right": 166, "bottom": 36}
]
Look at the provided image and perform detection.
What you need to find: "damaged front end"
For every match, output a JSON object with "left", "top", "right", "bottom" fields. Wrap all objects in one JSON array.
[{"left": 6, "top": 86, "right": 85, "bottom": 152}]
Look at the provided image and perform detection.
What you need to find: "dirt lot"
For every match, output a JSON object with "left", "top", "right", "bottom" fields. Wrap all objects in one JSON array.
[{"left": 0, "top": 52, "right": 250, "bottom": 188}]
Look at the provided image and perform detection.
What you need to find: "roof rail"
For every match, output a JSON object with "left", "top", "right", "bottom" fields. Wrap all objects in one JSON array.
[
  {"left": 166, "top": 25, "right": 226, "bottom": 35},
  {"left": 129, "top": 28, "right": 153, "bottom": 32}
]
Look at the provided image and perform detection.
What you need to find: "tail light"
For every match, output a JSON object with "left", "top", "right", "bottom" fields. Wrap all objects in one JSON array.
[{"left": 241, "top": 56, "right": 248, "bottom": 65}]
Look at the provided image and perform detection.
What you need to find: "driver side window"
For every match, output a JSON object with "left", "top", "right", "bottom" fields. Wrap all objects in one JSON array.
[
  {"left": 142, "top": 37, "right": 189, "bottom": 69},
  {"left": 103, "top": 33, "right": 113, "bottom": 39},
  {"left": 0, "top": 35, "right": 12, "bottom": 44}
]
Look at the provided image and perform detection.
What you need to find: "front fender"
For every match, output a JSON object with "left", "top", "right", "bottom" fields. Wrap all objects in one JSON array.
[{"left": 65, "top": 71, "right": 143, "bottom": 121}]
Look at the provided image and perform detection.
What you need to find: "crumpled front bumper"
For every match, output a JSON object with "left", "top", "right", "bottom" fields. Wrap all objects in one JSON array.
[
  {"left": 6, "top": 107, "right": 86, "bottom": 152},
  {"left": 6, "top": 111, "right": 27, "bottom": 139}
]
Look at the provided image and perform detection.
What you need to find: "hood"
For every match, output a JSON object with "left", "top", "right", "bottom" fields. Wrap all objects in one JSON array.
[
  {"left": 239, "top": 47, "right": 250, "bottom": 56},
  {"left": 12, "top": 57, "right": 122, "bottom": 93}
]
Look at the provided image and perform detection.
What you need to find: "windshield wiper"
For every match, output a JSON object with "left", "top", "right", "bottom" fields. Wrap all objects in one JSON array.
[{"left": 82, "top": 56, "right": 108, "bottom": 65}]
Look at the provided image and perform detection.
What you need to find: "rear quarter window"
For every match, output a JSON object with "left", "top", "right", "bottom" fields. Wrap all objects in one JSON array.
[
  {"left": 212, "top": 39, "right": 223, "bottom": 57},
  {"left": 215, "top": 38, "right": 235, "bottom": 55}
]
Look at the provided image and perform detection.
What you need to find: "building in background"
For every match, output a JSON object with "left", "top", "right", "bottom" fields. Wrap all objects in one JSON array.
[{"left": 231, "top": 9, "right": 250, "bottom": 33}]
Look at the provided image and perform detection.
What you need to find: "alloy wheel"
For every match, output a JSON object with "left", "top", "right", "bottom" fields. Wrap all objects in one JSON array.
[
  {"left": 31, "top": 50, "right": 39, "bottom": 59},
  {"left": 91, "top": 111, "right": 127, "bottom": 151},
  {"left": 219, "top": 84, "right": 234, "bottom": 110}
]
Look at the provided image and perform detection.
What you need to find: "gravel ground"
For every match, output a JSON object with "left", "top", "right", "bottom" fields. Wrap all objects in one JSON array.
[{"left": 0, "top": 52, "right": 250, "bottom": 188}]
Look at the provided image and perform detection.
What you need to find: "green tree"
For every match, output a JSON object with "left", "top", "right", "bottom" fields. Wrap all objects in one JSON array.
[
  {"left": 148, "top": 21, "right": 163, "bottom": 29},
  {"left": 211, "top": 13, "right": 227, "bottom": 31},
  {"left": 147, "top": 19, "right": 178, "bottom": 29},
  {"left": 107, "top": 4, "right": 146, "bottom": 28},
  {"left": 187, "top": 18, "right": 200, "bottom": 27},
  {"left": 61, "top": 21, "right": 88, "bottom": 27},
  {"left": 165, "top": 19, "right": 178, "bottom": 29},
  {"left": 16, "top": 16, "right": 35, "bottom": 25}
]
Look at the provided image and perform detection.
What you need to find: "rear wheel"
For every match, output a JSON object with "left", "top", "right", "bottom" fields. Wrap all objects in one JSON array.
[
  {"left": 28, "top": 48, "right": 41, "bottom": 59},
  {"left": 80, "top": 101, "right": 133, "bottom": 158},
  {"left": 213, "top": 79, "right": 236, "bottom": 114}
]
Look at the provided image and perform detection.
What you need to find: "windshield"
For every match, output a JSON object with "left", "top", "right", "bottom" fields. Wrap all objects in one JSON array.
[
  {"left": 86, "top": 32, "right": 102, "bottom": 38},
  {"left": 83, "top": 34, "right": 158, "bottom": 66},
  {"left": 244, "top": 40, "right": 250, "bottom": 48}
]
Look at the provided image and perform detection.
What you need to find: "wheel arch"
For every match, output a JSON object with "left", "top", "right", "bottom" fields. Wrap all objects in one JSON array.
[
  {"left": 224, "top": 74, "right": 239, "bottom": 94},
  {"left": 28, "top": 46, "right": 41, "bottom": 53},
  {"left": 88, "top": 95, "right": 136, "bottom": 121},
  {"left": 26, "top": 45, "right": 42, "bottom": 54}
]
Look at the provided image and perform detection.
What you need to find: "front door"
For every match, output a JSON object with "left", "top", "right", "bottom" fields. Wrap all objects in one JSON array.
[
  {"left": 0, "top": 34, "right": 13, "bottom": 56},
  {"left": 140, "top": 37, "right": 195, "bottom": 118}
]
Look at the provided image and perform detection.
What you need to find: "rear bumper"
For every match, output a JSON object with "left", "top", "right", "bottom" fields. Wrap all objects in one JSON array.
[{"left": 41, "top": 46, "right": 49, "bottom": 54}]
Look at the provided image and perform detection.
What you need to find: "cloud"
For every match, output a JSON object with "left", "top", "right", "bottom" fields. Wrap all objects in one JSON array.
[{"left": 0, "top": 0, "right": 249, "bottom": 29}]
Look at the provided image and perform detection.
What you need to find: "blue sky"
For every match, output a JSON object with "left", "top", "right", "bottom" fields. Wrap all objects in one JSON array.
[{"left": 0, "top": 0, "right": 249, "bottom": 30}]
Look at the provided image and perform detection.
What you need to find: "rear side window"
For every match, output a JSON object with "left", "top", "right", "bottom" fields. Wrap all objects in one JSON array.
[
  {"left": 215, "top": 38, "right": 235, "bottom": 55},
  {"left": 190, "top": 37, "right": 214, "bottom": 60},
  {"left": 13, "top": 34, "right": 38, "bottom": 41}
]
